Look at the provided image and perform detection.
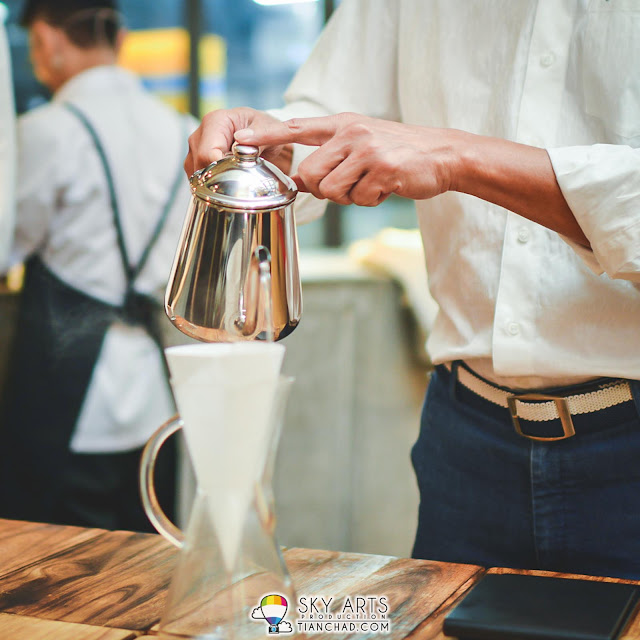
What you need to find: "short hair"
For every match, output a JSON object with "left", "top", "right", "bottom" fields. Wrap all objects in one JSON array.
[{"left": 20, "top": 0, "right": 122, "bottom": 49}]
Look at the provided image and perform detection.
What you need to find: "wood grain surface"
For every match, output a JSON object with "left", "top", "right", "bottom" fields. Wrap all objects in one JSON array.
[
  {"left": 0, "top": 518, "right": 102, "bottom": 575},
  {"left": 0, "top": 527, "right": 178, "bottom": 630},
  {"left": 149, "top": 548, "right": 483, "bottom": 639},
  {"left": 283, "top": 548, "right": 483, "bottom": 640},
  {"left": 3, "top": 519, "right": 639, "bottom": 640},
  {"left": 0, "top": 612, "right": 135, "bottom": 639}
]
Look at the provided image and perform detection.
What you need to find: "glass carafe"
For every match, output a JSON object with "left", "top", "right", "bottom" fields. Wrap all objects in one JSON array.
[{"left": 140, "top": 344, "right": 295, "bottom": 639}]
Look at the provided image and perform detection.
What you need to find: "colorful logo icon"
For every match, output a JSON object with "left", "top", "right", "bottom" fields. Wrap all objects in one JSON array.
[{"left": 251, "top": 594, "right": 292, "bottom": 634}]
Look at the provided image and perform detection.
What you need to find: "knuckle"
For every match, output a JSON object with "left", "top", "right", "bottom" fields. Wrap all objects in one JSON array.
[
  {"left": 338, "top": 111, "right": 359, "bottom": 125},
  {"left": 298, "top": 161, "right": 324, "bottom": 184},
  {"left": 320, "top": 174, "right": 352, "bottom": 203},
  {"left": 286, "top": 118, "right": 303, "bottom": 133},
  {"left": 353, "top": 195, "right": 376, "bottom": 207},
  {"left": 351, "top": 185, "right": 385, "bottom": 207},
  {"left": 320, "top": 182, "right": 342, "bottom": 201},
  {"left": 297, "top": 160, "right": 312, "bottom": 181},
  {"left": 370, "top": 152, "right": 398, "bottom": 174},
  {"left": 344, "top": 121, "right": 372, "bottom": 138},
  {"left": 378, "top": 156, "right": 396, "bottom": 173},
  {"left": 201, "top": 108, "right": 224, "bottom": 125}
]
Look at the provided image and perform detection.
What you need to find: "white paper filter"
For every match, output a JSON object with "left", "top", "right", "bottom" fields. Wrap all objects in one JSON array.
[{"left": 165, "top": 343, "right": 285, "bottom": 571}]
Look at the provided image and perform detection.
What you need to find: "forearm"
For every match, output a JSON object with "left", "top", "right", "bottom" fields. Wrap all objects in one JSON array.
[
  {"left": 450, "top": 131, "right": 589, "bottom": 247},
  {"left": 234, "top": 114, "right": 590, "bottom": 249}
]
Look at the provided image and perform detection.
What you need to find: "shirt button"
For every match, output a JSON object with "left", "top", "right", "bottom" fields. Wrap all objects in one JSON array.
[
  {"left": 540, "top": 52, "right": 555, "bottom": 68},
  {"left": 507, "top": 322, "right": 521, "bottom": 336},
  {"left": 517, "top": 228, "right": 530, "bottom": 243}
]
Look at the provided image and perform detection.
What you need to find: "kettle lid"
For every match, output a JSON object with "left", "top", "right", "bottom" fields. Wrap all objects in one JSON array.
[{"left": 190, "top": 143, "right": 297, "bottom": 210}]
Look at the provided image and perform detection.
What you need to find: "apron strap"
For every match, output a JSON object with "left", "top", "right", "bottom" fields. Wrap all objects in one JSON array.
[
  {"left": 63, "top": 101, "right": 187, "bottom": 289},
  {"left": 62, "top": 102, "right": 187, "bottom": 391}
]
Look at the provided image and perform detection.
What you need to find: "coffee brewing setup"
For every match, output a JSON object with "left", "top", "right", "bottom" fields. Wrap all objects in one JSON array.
[{"left": 140, "top": 144, "right": 302, "bottom": 639}]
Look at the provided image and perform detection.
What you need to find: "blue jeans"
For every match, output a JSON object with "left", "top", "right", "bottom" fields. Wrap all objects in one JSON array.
[{"left": 410, "top": 365, "right": 640, "bottom": 579}]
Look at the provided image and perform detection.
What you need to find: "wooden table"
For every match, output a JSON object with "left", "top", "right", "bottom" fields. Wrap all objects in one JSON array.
[{"left": 0, "top": 518, "right": 638, "bottom": 639}]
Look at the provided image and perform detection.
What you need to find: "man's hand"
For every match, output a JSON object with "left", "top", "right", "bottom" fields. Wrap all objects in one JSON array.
[
  {"left": 235, "top": 111, "right": 589, "bottom": 246},
  {"left": 235, "top": 112, "right": 456, "bottom": 206},
  {"left": 184, "top": 107, "right": 294, "bottom": 176}
]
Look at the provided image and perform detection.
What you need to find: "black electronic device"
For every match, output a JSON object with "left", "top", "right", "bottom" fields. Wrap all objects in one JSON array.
[{"left": 443, "top": 573, "right": 639, "bottom": 640}]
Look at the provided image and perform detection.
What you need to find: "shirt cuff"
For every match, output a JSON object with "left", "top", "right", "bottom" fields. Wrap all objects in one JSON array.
[{"left": 548, "top": 144, "right": 640, "bottom": 281}]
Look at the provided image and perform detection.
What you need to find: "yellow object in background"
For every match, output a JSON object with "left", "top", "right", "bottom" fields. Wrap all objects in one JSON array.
[
  {"left": 118, "top": 27, "right": 226, "bottom": 115},
  {"left": 3, "top": 263, "right": 24, "bottom": 293},
  {"left": 199, "top": 34, "right": 226, "bottom": 114}
]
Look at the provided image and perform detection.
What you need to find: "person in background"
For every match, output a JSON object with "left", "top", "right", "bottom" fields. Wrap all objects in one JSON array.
[
  {"left": 0, "top": 0, "right": 196, "bottom": 531},
  {"left": 0, "top": 2, "right": 15, "bottom": 269},
  {"left": 186, "top": 0, "right": 640, "bottom": 579}
]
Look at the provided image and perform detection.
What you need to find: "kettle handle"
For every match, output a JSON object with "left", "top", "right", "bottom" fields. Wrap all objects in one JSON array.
[
  {"left": 255, "top": 246, "right": 274, "bottom": 342},
  {"left": 233, "top": 245, "right": 273, "bottom": 340},
  {"left": 139, "top": 415, "right": 185, "bottom": 548}
]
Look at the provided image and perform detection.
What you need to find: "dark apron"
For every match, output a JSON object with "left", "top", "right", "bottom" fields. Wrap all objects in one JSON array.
[{"left": 0, "top": 103, "right": 185, "bottom": 522}]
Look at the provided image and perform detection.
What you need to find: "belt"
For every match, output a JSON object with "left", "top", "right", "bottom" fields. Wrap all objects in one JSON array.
[{"left": 446, "top": 362, "right": 636, "bottom": 441}]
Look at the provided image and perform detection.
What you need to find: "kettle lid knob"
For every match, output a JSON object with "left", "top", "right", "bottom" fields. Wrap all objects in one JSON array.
[
  {"left": 191, "top": 142, "right": 297, "bottom": 210},
  {"left": 232, "top": 142, "right": 260, "bottom": 163}
]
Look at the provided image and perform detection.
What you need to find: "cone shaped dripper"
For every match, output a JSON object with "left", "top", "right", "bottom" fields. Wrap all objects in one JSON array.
[{"left": 165, "top": 343, "right": 285, "bottom": 573}]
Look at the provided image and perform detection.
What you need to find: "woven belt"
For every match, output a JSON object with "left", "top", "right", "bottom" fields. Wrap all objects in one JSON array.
[{"left": 452, "top": 363, "right": 634, "bottom": 441}]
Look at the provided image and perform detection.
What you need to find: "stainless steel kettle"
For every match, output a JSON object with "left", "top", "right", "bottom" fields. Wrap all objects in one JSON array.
[{"left": 165, "top": 143, "right": 302, "bottom": 342}]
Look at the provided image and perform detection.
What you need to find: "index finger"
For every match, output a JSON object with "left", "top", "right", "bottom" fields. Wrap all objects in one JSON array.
[{"left": 235, "top": 114, "right": 346, "bottom": 148}]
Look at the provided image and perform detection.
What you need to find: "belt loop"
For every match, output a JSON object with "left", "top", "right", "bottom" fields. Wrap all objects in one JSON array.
[
  {"left": 449, "top": 360, "right": 461, "bottom": 403},
  {"left": 630, "top": 379, "right": 640, "bottom": 419}
]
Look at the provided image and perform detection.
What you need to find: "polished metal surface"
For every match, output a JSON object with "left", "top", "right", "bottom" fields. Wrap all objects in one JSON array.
[
  {"left": 165, "top": 144, "right": 302, "bottom": 342},
  {"left": 190, "top": 143, "right": 297, "bottom": 210}
]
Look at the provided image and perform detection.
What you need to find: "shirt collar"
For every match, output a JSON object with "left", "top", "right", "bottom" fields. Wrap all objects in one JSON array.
[{"left": 53, "top": 65, "right": 140, "bottom": 102}]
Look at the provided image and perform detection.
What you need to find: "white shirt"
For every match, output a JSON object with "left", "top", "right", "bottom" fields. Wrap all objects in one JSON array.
[
  {"left": 13, "top": 65, "right": 197, "bottom": 452},
  {"left": 282, "top": 0, "right": 640, "bottom": 389},
  {"left": 0, "top": 5, "right": 15, "bottom": 270}
]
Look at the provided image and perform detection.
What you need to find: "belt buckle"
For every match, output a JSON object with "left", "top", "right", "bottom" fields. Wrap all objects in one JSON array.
[{"left": 507, "top": 393, "right": 576, "bottom": 441}]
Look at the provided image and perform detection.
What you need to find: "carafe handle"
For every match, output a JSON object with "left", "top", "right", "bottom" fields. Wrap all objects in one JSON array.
[{"left": 139, "top": 415, "right": 185, "bottom": 548}]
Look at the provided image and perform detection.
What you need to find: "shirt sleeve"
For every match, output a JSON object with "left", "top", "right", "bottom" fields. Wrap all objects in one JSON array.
[
  {"left": 0, "top": 12, "right": 16, "bottom": 272},
  {"left": 548, "top": 144, "right": 640, "bottom": 282},
  {"left": 268, "top": 0, "right": 401, "bottom": 225}
]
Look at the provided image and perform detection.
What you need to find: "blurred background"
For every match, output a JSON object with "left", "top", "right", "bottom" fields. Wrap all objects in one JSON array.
[
  {"left": 1, "top": 0, "right": 431, "bottom": 557},
  {"left": 2, "top": 0, "right": 416, "bottom": 249}
]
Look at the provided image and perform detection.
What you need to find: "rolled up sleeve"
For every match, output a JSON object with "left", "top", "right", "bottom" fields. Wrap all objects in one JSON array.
[{"left": 548, "top": 144, "right": 640, "bottom": 282}]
